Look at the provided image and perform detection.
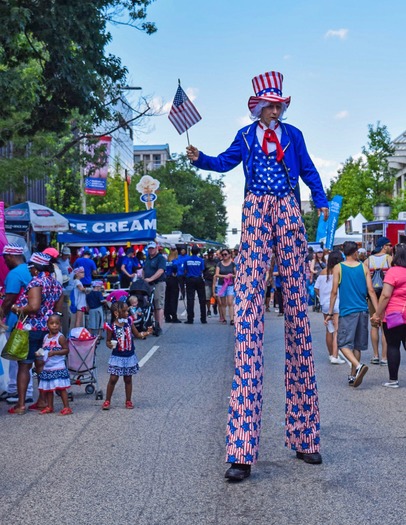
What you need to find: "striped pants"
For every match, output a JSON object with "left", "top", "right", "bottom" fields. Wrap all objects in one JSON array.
[{"left": 226, "top": 192, "right": 320, "bottom": 464}]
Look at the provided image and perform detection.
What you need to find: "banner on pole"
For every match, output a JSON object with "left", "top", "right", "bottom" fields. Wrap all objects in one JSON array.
[{"left": 316, "top": 195, "right": 343, "bottom": 249}]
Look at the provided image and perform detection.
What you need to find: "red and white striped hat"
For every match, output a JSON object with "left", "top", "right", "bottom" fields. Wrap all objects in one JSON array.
[
  {"left": 1, "top": 243, "right": 24, "bottom": 256},
  {"left": 248, "top": 71, "right": 291, "bottom": 113},
  {"left": 28, "top": 252, "right": 52, "bottom": 268}
]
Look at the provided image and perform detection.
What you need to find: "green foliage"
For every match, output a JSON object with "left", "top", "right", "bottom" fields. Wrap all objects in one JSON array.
[
  {"left": 0, "top": 0, "right": 156, "bottom": 193},
  {"left": 0, "top": 0, "right": 156, "bottom": 136},
  {"left": 302, "top": 200, "right": 319, "bottom": 242},
  {"left": 328, "top": 122, "right": 396, "bottom": 222}
]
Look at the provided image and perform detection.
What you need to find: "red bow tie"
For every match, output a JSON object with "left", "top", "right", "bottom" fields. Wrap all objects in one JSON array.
[{"left": 260, "top": 123, "right": 284, "bottom": 162}]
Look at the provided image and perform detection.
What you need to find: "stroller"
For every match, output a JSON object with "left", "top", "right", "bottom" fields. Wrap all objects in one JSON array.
[
  {"left": 67, "top": 332, "right": 103, "bottom": 400},
  {"left": 128, "top": 279, "right": 160, "bottom": 335}
]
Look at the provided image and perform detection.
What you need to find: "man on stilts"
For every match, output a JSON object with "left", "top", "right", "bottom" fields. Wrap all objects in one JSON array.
[{"left": 186, "top": 71, "right": 329, "bottom": 481}]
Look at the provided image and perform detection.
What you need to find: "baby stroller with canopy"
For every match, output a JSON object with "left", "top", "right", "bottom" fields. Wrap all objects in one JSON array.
[{"left": 128, "top": 279, "right": 160, "bottom": 335}]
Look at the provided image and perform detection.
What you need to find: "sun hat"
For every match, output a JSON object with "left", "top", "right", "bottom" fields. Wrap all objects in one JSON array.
[
  {"left": 43, "top": 247, "right": 59, "bottom": 258},
  {"left": 248, "top": 71, "right": 291, "bottom": 114},
  {"left": 61, "top": 246, "right": 71, "bottom": 255},
  {"left": 91, "top": 280, "right": 104, "bottom": 287},
  {"left": 1, "top": 243, "right": 24, "bottom": 256},
  {"left": 28, "top": 252, "right": 52, "bottom": 268},
  {"left": 73, "top": 266, "right": 85, "bottom": 275}
]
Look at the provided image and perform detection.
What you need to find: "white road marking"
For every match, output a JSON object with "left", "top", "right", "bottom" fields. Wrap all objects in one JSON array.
[{"left": 138, "top": 345, "right": 160, "bottom": 368}]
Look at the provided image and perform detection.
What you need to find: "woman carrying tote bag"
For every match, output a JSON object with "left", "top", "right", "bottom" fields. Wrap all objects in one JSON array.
[{"left": 7, "top": 253, "right": 63, "bottom": 414}]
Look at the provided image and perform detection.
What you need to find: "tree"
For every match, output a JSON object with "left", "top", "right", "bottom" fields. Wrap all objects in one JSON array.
[
  {"left": 329, "top": 123, "right": 396, "bottom": 221},
  {"left": 0, "top": 1, "right": 156, "bottom": 136},
  {"left": 0, "top": 1, "right": 156, "bottom": 191}
]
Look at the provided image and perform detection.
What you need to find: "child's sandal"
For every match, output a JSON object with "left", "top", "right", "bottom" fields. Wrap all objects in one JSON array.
[
  {"left": 59, "top": 407, "right": 73, "bottom": 416},
  {"left": 125, "top": 400, "right": 134, "bottom": 409},
  {"left": 39, "top": 407, "right": 54, "bottom": 415}
]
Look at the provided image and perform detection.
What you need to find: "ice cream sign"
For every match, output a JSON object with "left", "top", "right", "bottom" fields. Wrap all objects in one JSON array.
[{"left": 136, "top": 175, "right": 160, "bottom": 210}]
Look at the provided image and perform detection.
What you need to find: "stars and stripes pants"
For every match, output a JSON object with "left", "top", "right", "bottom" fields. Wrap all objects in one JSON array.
[{"left": 226, "top": 192, "right": 320, "bottom": 464}]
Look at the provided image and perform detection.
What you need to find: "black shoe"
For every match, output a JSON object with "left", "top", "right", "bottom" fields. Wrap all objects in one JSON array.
[
  {"left": 296, "top": 451, "right": 322, "bottom": 464},
  {"left": 172, "top": 319, "right": 182, "bottom": 323},
  {"left": 353, "top": 363, "right": 368, "bottom": 388},
  {"left": 154, "top": 327, "right": 163, "bottom": 336},
  {"left": 201, "top": 320, "right": 207, "bottom": 324},
  {"left": 213, "top": 306, "right": 218, "bottom": 315},
  {"left": 165, "top": 318, "right": 171, "bottom": 323},
  {"left": 184, "top": 320, "right": 193, "bottom": 324},
  {"left": 225, "top": 463, "right": 251, "bottom": 482}
]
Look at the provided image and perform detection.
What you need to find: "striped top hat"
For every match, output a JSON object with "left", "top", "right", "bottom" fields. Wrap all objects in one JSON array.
[
  {"left": 248, "top": 71, "right": 291, "bottom": 114},
  {"left": 1, "top": 243, "right": 24, "bottom": 256},
  {"left": 28, "top": 252, "right": 52, "bottom": 268}
]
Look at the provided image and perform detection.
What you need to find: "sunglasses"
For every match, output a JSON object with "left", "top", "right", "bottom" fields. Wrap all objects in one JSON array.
[{"left": 221, "top": 252, "right": 229, "bottom": 256}]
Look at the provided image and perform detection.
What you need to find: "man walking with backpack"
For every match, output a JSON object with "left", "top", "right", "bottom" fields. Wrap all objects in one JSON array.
[{"left": 364, "top": 237, "right": 392, "bottom": 365}]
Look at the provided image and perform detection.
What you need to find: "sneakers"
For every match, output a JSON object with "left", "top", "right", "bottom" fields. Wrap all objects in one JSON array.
[
  {"left": 380, "top": 359, "right": 388, "bottom": 366},
  {"left": 382, "top": 380, "right": 399, "bottom": 388},
  {"left": 370, "top": 357, "right": 380, "bottom": 365},
  {"left": 330, "top": 356, "right": 346, "bottom": 365},
  {"left": 353, "top": 364, "right": 368, "bottom": 388},
  {"left": 348, "top": 375, "right": 355, "bottom": 386},
  {"left": 125, "top": 400, "right": 134, "bottom": 409},
  {"left": 207, "top": 311, "right": 212, "bottom": 317},
  {"left": 102, "top": 400, "right": 111, "bottom": 410}
]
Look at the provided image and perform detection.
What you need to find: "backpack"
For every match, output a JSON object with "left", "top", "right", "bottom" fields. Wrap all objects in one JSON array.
[
  {"left": 369, "top": 255, "right": 389, "bottom": 295},
  {"left": 371, "top": 268, "right": 384, "bottom": 293}
]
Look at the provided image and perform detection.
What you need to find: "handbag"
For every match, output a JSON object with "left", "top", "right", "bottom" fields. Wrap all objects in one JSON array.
[
  {"left": 386, "top": 311, "right": 405, "bottom": 329},
  {"left": 1, "top": 316, "right": 29, "bottom": 361}
]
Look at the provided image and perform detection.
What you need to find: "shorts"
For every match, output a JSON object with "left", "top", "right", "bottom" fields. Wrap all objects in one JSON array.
[
  {"left": 321, "top": 304, "right": 339, "bottom": 315},
  {"left": 205, "top": 284, "right": 213, "bottom": 301},
  {"left": 88, "top": 306, "right": 104, "bottom": 329},
  {"left": 216, "top": 284, "right": 234, "bottom": 297},
  {"left": 153, "top": 281, "right": 166, "bottom": 310},
  {"left": 337, "top": 311, "right": 369, "bottom": 351},
  {"left": 20, "top": 330, "right": 47, "bottom": 364}
]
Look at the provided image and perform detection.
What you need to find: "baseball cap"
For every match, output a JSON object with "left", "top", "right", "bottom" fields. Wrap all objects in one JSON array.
[
  {"left": 43, "top": 247, "right": 59, "bottom": 258},
  {"left": 358, "top": 248, "right": 367, "bottom": 254},
  {"left": 28, "top": 252, "right": 52, "bottom": 268},
  {"left": 1, "top": 244, "right": 24, "bottom": 256},
  {"left": 375, "top": 237, "right": 391, "bottom": 249},
  {"left": 147, "top": 242, "right": 157, "bottom": 249}
]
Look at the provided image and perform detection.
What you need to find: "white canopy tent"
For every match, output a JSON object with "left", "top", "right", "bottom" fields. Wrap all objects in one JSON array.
[{"left": 332, "top": 213, "right": 367, "bottom": 246}]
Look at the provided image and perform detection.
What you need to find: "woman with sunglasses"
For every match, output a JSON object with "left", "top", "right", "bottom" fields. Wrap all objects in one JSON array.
[{"left": 213, "top": 249, "right": 236, "bottom": 325}]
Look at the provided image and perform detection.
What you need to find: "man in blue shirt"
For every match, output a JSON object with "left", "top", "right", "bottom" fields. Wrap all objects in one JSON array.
[
  {"left": 0, "top": 244, "right": 33, "bottom": 403},
  {"left": 119, "top": 247, "right": 141, "bottom": 289},
  {"left": 73, "top": 250, "right": 97, "bottom": 286},
  {"left": 184, "top": 245, "right": 206, "bottom": 325}
]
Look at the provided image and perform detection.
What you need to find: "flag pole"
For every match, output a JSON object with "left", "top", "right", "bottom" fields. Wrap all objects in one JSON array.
[{"left": 178, "top": 79, "right": 191, "bottom": 146}]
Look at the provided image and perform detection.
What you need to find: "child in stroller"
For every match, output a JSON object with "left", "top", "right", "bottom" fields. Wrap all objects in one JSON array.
[{"left": 128, "top": 279, "right": 160, "bottom": 336}]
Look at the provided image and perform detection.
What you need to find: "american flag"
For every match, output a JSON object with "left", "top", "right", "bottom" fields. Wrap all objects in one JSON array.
[{"left": 168, "top": 84, "right": 201, "bottom": 135}]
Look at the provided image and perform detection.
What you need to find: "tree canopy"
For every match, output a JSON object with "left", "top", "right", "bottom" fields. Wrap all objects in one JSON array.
[
  {"left": 0, "top": 0, "right": 156, "bottom": 191},
  {"left": 328, "top": 123, "right": 396, "bottom": 221}
]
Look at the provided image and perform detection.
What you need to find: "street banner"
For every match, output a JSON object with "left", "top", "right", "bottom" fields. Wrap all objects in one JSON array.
[
  {"left": 84, "top": 135, "right": 112, "bottom": 196},
  {"left": 58, "top": 209, "right": 156, "bottom": 245},
  {"left": 316, "top": 195, "right": 343, "bottom": 250}
]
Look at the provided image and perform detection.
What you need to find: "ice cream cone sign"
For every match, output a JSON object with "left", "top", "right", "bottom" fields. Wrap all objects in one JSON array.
[{"left": 136, "top": 175, "right": 160, "bottom": 210}]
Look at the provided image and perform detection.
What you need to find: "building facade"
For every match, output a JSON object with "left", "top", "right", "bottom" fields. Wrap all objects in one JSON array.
[{"left": 133, "top": 144, "right": 171, "bottom": 172}]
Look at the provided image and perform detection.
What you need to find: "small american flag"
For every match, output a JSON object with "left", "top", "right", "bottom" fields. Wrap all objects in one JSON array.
[{"left": 168, "top": 84, "right": 202, "bottom": 135}]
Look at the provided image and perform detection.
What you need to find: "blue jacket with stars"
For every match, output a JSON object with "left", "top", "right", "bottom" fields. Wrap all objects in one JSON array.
[{"left": 192, "top": 121, "right": 328, "bottom": 210}]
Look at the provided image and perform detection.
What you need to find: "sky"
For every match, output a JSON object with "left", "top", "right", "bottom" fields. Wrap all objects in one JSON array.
[{"left": 107, "top": 0, "right": 406, "bottom": 247}]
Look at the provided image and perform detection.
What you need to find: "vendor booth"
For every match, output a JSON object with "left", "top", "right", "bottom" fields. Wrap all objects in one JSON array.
[{"left": 58, "top": 209, "right": 158, "bottom": 288}]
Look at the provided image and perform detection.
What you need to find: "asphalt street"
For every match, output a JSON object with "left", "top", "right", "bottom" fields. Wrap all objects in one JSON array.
[{"left": 1, "top": 304, "right": 406, "bottom": 525}]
